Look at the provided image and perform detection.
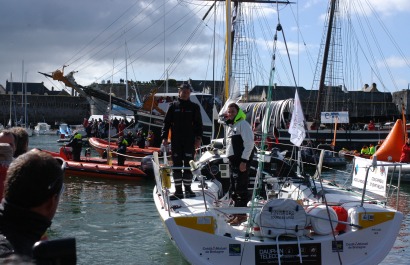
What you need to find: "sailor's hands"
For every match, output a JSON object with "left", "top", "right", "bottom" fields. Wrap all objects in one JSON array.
[
  {"left": 239, "top": 162, "right": 246, "bottom": 172},
  {"left": 194, "top": 138, "right": 201, "bottom": 149}
]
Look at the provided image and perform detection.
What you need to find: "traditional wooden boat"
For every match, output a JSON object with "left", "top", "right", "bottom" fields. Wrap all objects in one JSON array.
[{"left": 88, "top": 137, "right": 161, "bottom": 158}]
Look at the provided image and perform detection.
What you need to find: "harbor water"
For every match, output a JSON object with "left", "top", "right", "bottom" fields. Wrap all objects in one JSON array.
[{"left": 29, "top": 135, "right": 409, "bottom": 265}]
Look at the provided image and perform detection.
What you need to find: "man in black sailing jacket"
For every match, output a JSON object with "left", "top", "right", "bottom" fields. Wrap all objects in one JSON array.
[
  {"left": 66, "top": 132, "right": 82, "bottom": 162},
  {"left": 161, "top": 84, "right": 203, "bottom": 199}
]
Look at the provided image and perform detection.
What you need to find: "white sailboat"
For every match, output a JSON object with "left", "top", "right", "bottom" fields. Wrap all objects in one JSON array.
[{"left": 153, "top": 1, "right": 404, "bottom": 264}]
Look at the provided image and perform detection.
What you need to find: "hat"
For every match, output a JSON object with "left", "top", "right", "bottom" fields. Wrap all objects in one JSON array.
[{"left": 179, "top": 83, "right": 192, "bottom": 91}]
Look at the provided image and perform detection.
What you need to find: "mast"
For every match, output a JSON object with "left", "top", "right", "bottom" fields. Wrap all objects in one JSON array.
[
  {"left": 224, "top": 0, "right": 232, "bottom": 102},
  {"left": 165, "top": 70, "right": 169, "bottom": 93},
  {"left": 9, "top": 73, "right": 12, "bottom": 127},
  {"left": 24, "top": 72, "right": 28, "bottom": 129},
  {"left": 125, "top": 40, "right": 129, "bottom": 100},
  {"left": 21, "top": 61, "right": 24, "bottom": 126},
  {"left": 314, "top": 0, "right": 337, "bottom": 128},
  {"left": 212, "top": 0, "right": 292, "bottom": 102}
]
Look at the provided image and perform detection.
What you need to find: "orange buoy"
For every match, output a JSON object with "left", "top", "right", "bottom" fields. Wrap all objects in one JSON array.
[
  {"left": 373, "top": 119, "right": 405, "bottom": 162},
  {"left": 332, "top": 206, "right": 348, "bottom": 232}
]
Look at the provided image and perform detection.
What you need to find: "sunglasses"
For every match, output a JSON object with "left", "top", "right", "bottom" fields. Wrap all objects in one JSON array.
[{"left": 47, "top": 158, "right": 66, "bottom": 197}]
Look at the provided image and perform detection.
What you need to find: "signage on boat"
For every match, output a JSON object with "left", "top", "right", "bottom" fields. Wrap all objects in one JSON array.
[
  {"left": 321, "top": 111, "right": 349, "bottom": 124},
  {"left": 202, "top": 246, "right": 228, "bottom": 255},
  {"left": 352, "top": 157, "right": 389, "bottom": 196},
  {"left": 255, "top": 243, "right": 321, "bottom": 265}
]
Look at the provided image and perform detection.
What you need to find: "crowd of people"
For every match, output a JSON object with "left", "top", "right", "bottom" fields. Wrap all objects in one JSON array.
[{"left": 82, "top": 117, "right": 136, "bottom": 139}]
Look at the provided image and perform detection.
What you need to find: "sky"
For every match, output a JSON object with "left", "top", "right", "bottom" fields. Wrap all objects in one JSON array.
[{"left": 1, "top": 0, "right": 410, "bottom": 94}]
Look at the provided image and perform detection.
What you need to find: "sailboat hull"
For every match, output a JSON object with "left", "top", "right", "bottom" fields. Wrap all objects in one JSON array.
[
  {"left": 154, "top": 182, "right": 402, "bottom": 265},
  {"left": 153, "top": 149, "right": 403, "bottom": 265}
]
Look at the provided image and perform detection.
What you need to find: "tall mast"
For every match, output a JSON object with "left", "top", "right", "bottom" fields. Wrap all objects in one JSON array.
[
  {"left": 214, "top": 0, "right": 292, "bottom": 102},
  {"left": 224, "top": 0, "right": 232, "bottom": 102},
  {"left": 21, "top": 61, "right": 24, "bottom": 126},
  {"left": 25, "top": 72, "right": 28, "bottom": 128},
  {"left": 125, "top": 41, "right": 129, "bottom": 100},
  {"left": 314, "top": 0, "right": 337, "bottom": 128}
]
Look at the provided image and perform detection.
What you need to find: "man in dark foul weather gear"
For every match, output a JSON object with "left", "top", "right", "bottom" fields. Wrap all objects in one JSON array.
[
  {"left": 161, "top": 84, "right": 203, "bottom": 199},
  {"left": 66, "top": 132, "right": 82, "bottom": 162},
  {"left": 117, "top": 137, "right": 128, "bottom": 166}
]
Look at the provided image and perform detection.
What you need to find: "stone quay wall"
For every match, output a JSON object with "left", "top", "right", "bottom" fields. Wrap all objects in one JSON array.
[{"left": 0, "top": 94, "right": 90, "bottom": 127}]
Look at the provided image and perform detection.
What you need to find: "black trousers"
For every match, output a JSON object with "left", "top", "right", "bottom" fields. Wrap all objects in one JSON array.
[
  {"left": 172, "top": 148, "right": 194, "bottom": 189},
  {"left": 228, "top": 159, "right": 250, "bottom": 208},
  {"left": 117, "top": 152, "right": 126, "bottom": 166}
]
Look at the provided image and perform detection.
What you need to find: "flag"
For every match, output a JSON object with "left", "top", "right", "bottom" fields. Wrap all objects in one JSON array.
[{"left": 288, "top": 90, "right": 306, "bottom": 146}]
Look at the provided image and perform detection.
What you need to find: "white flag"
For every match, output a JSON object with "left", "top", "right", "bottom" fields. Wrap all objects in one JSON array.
[{"left": 288, "top": 90, "right": 306, "bottom": 146}]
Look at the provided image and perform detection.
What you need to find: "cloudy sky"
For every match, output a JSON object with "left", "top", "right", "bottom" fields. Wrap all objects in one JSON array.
[{"left": 1, "top": 0, "right": 410, "bottom": 94}]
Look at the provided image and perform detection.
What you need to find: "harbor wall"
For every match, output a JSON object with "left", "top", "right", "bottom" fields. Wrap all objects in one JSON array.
[{"left": 0, "top": 94, "right": 90, "bottom": 127}]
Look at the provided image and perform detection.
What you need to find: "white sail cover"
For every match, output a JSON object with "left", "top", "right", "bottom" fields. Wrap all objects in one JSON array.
[{"left": 258, "top": 199, "right": 307, "bottom": 237}]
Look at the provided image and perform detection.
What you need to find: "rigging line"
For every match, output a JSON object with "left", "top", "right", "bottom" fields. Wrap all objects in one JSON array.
[
  {"left": 246, "top": 1, "right": 283, "bottom": 241},
  {"left": 42, "top": 74, "right": 110, "bottom": 115},
  {"left": 248, "top": 5, "right": 276, "bottom": 86},
  {"left": 90, "top": 0, "right": 199, "bottom": 83},
  {"left": 352, "top": 1, "right": 398, "bottom": 92},
  {"left": 203, "top": 1, "right": 222, "bottom": 84},
  {"left": 279, "top": 27, "right": 298, "bottom": 87},
  {"left": 257, "top": 3, "right": 295, "bottom": 86},
  {"left": 97, "top": 1, "right": 207, "bottom": 84},
  {"left": 281, "top": 1, "right": 317, "bottom": 79},
  {"left": 262, "top": 4, "right": 290, "bottom": 83},
  {"left": 64, "top": 0, "right": 144, "bottom": 68},
  {"left": 253, "top": 5, "right": 275, "bottom": 82},
  {"left": 154, "top": 5, "right": 213, "bottom": 81},
  {"left": 347, "top": 1, "right": 393, "bottom": 92},
  {"left": 76, "top": 0, "right": 174, "bottom": 77},
  {"left": 363, "top": 0, "right": 410, "bottom": 71},
  {"left": 75, "top": 0, "right": 171, "bottom": 75}
]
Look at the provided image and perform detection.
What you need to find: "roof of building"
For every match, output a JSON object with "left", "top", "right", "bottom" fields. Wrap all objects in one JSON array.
[{"left": 5, "top": 81, "right": 67, "bottom": 95}]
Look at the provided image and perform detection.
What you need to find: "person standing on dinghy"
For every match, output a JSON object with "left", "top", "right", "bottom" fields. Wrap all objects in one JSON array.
[
  {"left": 117, "top": 136, "right": 128, "bottom": 166},
  {"left": 225, "top": 103, "right": 255, "bottom": 226},
  {"left": 161, "top": 83, "right": 203, "bottom": 199},
  {"left": 66, "top": 132, "right": 82, "bottom": 162}
]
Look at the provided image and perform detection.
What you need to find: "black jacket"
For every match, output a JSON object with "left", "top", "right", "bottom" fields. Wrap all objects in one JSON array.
[
  {"left": 161, "top": 98, "right": 203, "bottom": 152},
  {"left": 0, "top": 201, "right": 51, "bottom": 258},
  {"left": 66, "top": 137, "right": 82, "bottom": 153}
]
